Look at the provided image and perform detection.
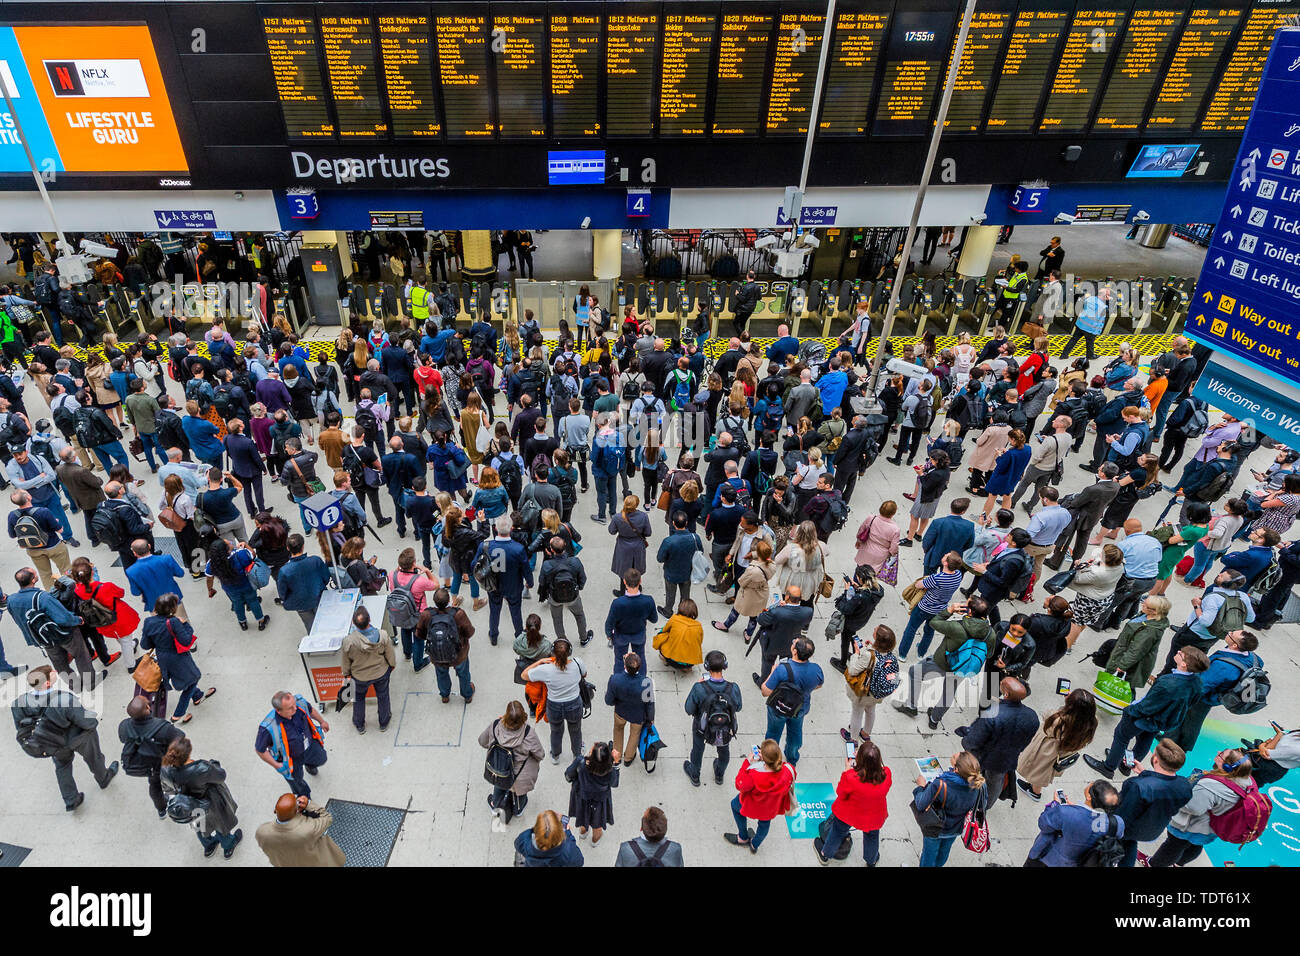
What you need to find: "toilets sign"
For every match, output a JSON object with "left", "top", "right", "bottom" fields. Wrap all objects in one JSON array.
[{"left": 1189, "top": 28, "right": 1300, "bottom": 389}]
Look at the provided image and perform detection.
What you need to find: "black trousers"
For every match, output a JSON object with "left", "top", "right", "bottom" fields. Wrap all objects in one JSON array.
[
  {"left": 1158, "top": 624, "right": 1215, "bottom": 677},
  {"left": 356, "top": 483, "right": 387, "bottom": 520},
  {"left": 1159, "top": 432, "right": 1188, "bottom": 472},
  {"left": 1061, "top": 328, "right": 1098, "bottom": 361},
  {"left": 1257, "top": 565, "right": 1300, "bottom": 624}
]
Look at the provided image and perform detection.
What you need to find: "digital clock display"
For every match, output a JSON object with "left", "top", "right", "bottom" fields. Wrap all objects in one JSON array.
[{"left": 906, "top": 30, "right": 935, "bottom": 41}]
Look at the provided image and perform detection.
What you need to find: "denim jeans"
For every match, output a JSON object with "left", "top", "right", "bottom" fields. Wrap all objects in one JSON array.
[
  {"left": 920, "top": 833, "right": 957, "bottom": 867},
  {"left": 435, "top": 658, "right": 473, "bottom": 698},
  {"left": 721, "top": 609, "right": 757, "bottom": 635},
  {"left": 399, "top": 627, "right": 428, "bottom": 670},
  {"left": 488, "top": 593, "right": 524, "bottom": 642},
  {"left": 822, "top": 813, "right": 881, "bottom": 864},
  {"left": 731, "top": 794, "right": 772, "bottom": 848},
  {"left": 899, "top": 604, "right": 937, "bottom": 658},
  {"left": 546, "top": 697, "right": 584, "bottom": 760},
  {"left": 414, "top": 528, "right": 433, "bottom": 567},
  {"left": 687, "top": 728, "right": 730, "bottom": 780},
  {"left": 1183, "top": 541, "right": 1220, "bottom": 584},
  {"left": 33, "top": 493, "right": 74, "bottom": 540},
  {"left": 448, "top": 573, "right": 480, "bottom": 599},
  {"left": 92, "top": 440, "right": 131, "bottom": 471},
  {"left": 593, "top": 473, "right": 618, "bottom": 519},
  {"left": 196, "top": 829, "right": 240, "bottom": 855},
  {"left": 171, "top": 681, "right": 205, "bottom": 719},
  {"left": 225, "top": 585, "right": 264, "bottom": 624},
  {"left": 1151, "top": 397, "right": 1171, "bottom": 439},
  {"left": 765, "top": 709, "right": 806, "bottom": 764},
  {"left": 139, "top": 431, "right": 160, "bottom": 470},
  {"left": 1102, "top": 709, "right": 1155, "bottom": 772}
]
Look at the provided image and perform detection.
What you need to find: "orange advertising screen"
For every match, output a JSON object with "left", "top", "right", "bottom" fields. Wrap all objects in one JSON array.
[{"left": 0, "top": 24, "right": 188, "bottom": 173}]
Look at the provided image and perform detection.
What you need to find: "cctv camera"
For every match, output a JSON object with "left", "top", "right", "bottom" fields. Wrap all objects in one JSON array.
[
  {"left": 754, "top": 234, "right": 779, "bottom": 251},
  {"left": 1054, "top": 213, "right": 1077, "bottom": 225},
  {"left": 580, "top": 216, "right": 591, "bottom": 229},
  {"left": 1134, "top": 210, "right": 1151, "bottom": 222},
  {"left": 79, "top": 239, "right": 118, "bottom": 258},
  {"left": 970, "top": 213, "right": 986, "bottom": 225}
]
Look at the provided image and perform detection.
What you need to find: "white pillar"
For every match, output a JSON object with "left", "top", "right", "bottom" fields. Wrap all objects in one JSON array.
[{"left": 956, "top": 225, "right": 999, "bottom": 279}]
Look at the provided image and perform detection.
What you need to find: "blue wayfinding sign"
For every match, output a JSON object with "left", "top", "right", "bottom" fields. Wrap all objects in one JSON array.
[
  {"left": 154, "top": 209, "right": 217, "bottom": 230},
  {"left": 777, "top": 206, "right": 837, "bottom": 226},
  {"left": 1192, "top": 357, "right": 1300, "bottom": 445},
  {"left": 1187, "top": 27, "right": 1300, "bottom": 389}
]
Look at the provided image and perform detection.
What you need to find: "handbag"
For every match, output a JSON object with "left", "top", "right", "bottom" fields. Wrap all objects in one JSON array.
[
  {"left": 656, "top": 488, "right": 672, "bottom": 512},
  {"left": 290, "top": 456, "right": 326, "bottom": 495},
  {"left": 690, "top": 547, "right": 711, "bottom": 584},
  {"left": 878, "top": 554, "right": 899, "bottom": 587},
  {"left": 911, "top": 779, "right": 948, "bottom": 837},
  {"left": 133, "top": 650, "right": 163, "bottom": 693},
  {"left": 128, "top": 436, "right": 144, "bottom": 458},
  {"left": 961, "top": 789, "right": 990, "bottom": 853},
  {"left": 247, "top": 557, "right": 272, "bottom": 591},
  {"left": 1052, "top": 752, "right": 1081, "bottom": 774},
  {"left": 819, "top": 573, "right": 835, "bottom": 599},
  {"left": 1093, "top": 669, "right": 1135, "bottom": 715},
  {"left": 901, "top": 580, "right": 925, "bottom": 609},
  {"left": 1043, "top": 567, "right": 1077, "bottom": 595}
]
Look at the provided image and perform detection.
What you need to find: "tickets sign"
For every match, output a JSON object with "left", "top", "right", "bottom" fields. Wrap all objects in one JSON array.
[{"left": 0, "top": 24, "right": 188, "bottom": 174}]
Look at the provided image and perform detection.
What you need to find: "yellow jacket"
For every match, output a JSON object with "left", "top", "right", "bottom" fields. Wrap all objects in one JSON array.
[{"left": 652, "top": 614, "right": 704, "bottom": 666}]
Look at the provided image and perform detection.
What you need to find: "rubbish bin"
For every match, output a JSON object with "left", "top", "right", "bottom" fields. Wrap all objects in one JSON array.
[{"left": 1139, "top": 223, "right": 1172, "bottom": 249}]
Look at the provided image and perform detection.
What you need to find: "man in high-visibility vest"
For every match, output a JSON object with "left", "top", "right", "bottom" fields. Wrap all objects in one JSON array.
[
  {"left": 999, "top": 260, "right": 1028, "bottom": 316},
  {"left": 410, "top": 278, "right": 430, "bottom": 324}
]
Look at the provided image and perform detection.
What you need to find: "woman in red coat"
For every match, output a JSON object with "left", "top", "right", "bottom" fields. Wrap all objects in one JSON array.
[
  {"left": 71, "top": 557, "right": 141, "bottom": 667},
  {"left": 815, "top": 739, "right": 892, "bottom": 865},
  {"left": 1016, "top": 337, "right": 1049, "bottom": 396},
  {"left": 724, "top": 739, "right": 796, "bottom": 853}
]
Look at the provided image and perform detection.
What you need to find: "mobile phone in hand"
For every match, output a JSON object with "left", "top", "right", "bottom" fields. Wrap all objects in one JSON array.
[
  {"left": 751, "top": 745, "right": 762, "bottom": 763},
  {"left": 1054, "top": 788, "right": 1067, "bottom": 803},
  {"left": 1272, "top": 720, "right": 1285, "bottom": 733},
  {"left": 845, "top": 740, "right": 857, "bottom": 760}
]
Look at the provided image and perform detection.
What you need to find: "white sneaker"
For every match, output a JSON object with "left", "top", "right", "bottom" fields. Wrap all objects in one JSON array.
[{"left": 551, "top": 753, "right": 562, "bottom": 765}]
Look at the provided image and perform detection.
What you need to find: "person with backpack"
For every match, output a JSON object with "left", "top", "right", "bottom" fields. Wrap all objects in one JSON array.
[
  {"left": 12, "top": 663, "right": 119, "bottom": 812},
  {"left": 475, "top": 515, "right": 532, "bottom": 646},
  {"left": 615, "top": 807, "right": 684, "bottom": 867},
  {"left": 441, "top": 506, "right": 486, "bottom": 612},
  {"left": 388, "top": 548, "right": 439, "bottom": 671},
  {"left": 419, "top": 587, "right": 475, "bottom": 705},
  {"left": 1159, "top": 396, "right": 1209, "bottom": 473},
  {"left": 6, "top": 566, "right": 98, "bottom": 681},
  {"left": 725, "top": 738, "right": 796, "bottom": 853},
  {"left": 1149, "top": 747, "right": 1267, "bottom": 866},
  {"left": 606, "top": 649, "right": 655, "bottom": 771},
  {"left": 895, "top": 595, "right": 997, "bottom": 728},
  {"left": 1084, "top": 646, "right": 1210, "bottom": 780},
  {"left": 970, "top": 528, "right": 1033, "bottom": 626},
  {"left": 521, "top": 636, "right": 589, "bottom": 765},
  {"left": 204, "top": 538, "right": 270, "bottom": 633},
  {"left": 801, "top": 474, "right": 849, "bottom": 543},
  {"left": 160, "top": 735, "right": 243, "bottom": 859},
  {"left": 760, "top": 635, "right": 823, "bottom": 767},
  {"left": 479, "top": 699, "right": 544, "bottom": 825},
  {"left": 1159, "top": 569, "right": 1255, "bottom": 677},
  {"left": 7, "top": 488, "right": 71, "bottom": 588},
  {"left": 1175, "top": 439, "right": 1237, "bottom": 524},
  {"left": 589, "top": 416, "right": 626, "bottom": 523},
  {"left": 677, "top": 648, "right": 744, "bottom": 787},
  {"left": 118, "top": 694, "right": 184, "bottom": 818},
  {"left": 339, "top": 605, "right": 397, "bottom": 732},
  {"left": 75, "top": 398, "right": 132, "bottom": 473},
  {"left": 1025, "top": 780, "right": 1125, "bottom": 867},
  {"left": 537, "top": 534, "right": 591, "bottom": 647},
  {"left": 1172, "top": 631, "right": 1265, "bottom": 753},
  {"left": 888, "top": 378, "right": 935, "bottom": 466},
  {"left": 838, "top": 623, "right": 900, "bottom": 742}
]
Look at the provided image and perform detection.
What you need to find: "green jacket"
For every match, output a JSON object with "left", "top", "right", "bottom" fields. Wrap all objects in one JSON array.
[
  {"left": 1104, "top": 614, "right": 1169, "bottom": 689},
  {"left": 929, "top": 610, "right": 995, "bottom": 674},
  {"left": 123, "top": 393, "right": 159, "bottom": 435}
]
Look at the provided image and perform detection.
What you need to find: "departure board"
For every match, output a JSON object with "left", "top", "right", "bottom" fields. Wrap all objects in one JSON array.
[
  {"left": 819, "top": 10, "right": 889, "bottom": 135},
  {"left": 378, "top": 14, "right": 440, "bottom": 137},
  {"left": 659, "top": 11, "right": 716, "bottom": 135},
  {"left": 605, "top": 11, "right": 658, "bottom": 135},
  {"left": 319, "top": 15, "right": 386, "bottom": 137},
  {"left": 872, "top": 11, "right": 954, "bottom": 135},
  {"left": 1039, "top": 9, "right": 1125, "bottom": 131},
  {"left": 985, "top": 9, "right": 1070, "bottom": 132},
  {"left": 493, "top": 12, "right": 545, "bottom": 137},
  {"left": 766, "top": 12, "right": 827, "bottom": 134},
  {"left": 1093, "top": 8, "right": 1183, "bottom": 131},
  {"left": 941, "top": 8, "right": 1012, "bottom": 132},
  {"left": 436, "top": 12, "right": 494, "bottom": 137},
  {"left": 1147, "top": 7, "right": 1244, "bottom": 129},
  {"left": 1202, "top": 5, "right": 1298, "bottom": 132},
  {"left": 550, "top": 12, "right": 603, "bottom": 136},
  {"left": 263, "top": 14, "right": 334, "bottom": 139},
  {"left": 713, "top": 12, "right": 774, "bottom": 135}
]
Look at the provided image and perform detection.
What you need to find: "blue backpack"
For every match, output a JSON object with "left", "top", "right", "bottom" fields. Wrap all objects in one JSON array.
[
  {"left": 948, "top": 637, "right": 989, "bottom": 677},
  {"left": 670, "top": 371, "right": 692, "bottom": 412},
  {"left": 762, "top": 398, "right": 784, "bottom": 434}
]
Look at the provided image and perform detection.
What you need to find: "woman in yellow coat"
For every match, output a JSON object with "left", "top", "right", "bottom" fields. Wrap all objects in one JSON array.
[{"left": 652, "top": 598, "right": 705, "bottom": 669}]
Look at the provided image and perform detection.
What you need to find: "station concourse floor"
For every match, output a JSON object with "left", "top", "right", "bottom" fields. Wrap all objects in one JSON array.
[{"left": 0, "top": 345, "right": 1293, "bottom": 869}]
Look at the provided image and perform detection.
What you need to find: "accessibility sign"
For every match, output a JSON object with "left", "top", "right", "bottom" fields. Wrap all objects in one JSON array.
[
  {"left": 1188, "top": 28, "right": 1300, "bottom": 388},
  {"left": 154, "top": 209, "right": 216, "bottom": 230}
]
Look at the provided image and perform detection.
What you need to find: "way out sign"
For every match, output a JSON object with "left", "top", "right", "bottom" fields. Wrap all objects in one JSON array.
[
  {"left": 785, "top": 782, "right": 836, "bottom": 839},
  {"left": 300, "top": 491, "right": 342, "bottom": 531}
]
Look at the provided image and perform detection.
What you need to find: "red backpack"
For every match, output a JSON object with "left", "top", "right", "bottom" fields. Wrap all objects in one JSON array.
[{"left": 1208, "top": 777, "right": 1272, "bottom": 845}]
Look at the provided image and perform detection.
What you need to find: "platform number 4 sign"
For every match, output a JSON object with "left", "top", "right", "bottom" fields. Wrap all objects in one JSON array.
[{"left": 627, "top": 189, "right": 651, "bottom": 218}]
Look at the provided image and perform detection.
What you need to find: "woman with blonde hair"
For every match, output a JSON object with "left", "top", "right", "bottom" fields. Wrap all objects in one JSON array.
[
  {"left": 791, "top": 444, "right": 827, "bottom": 512},
  {"left": 725, "top": 738, "right": 797, "bottom": 853},
  {"left": 513, "top": 809, "right": 585, "bottom": 866},
  {"left": 914, "top": 751, "right": 986, "bottom": 867},
  {"left": 460, "top": 390, "right": 488, "bottom": 481},
  {"left": 773, "top": 520, "right": 829, "bottom": 608}
]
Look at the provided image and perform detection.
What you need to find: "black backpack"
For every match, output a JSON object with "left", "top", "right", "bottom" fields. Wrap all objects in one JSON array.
[
  {"left": 765, "top": 662, "right": 806, "bottom": 719},
  {"left": 121, "top": 718, "right": 172, "bottom": 777},
  {"left": 911, "top": 396, "right": 933, "bottom": 431},
  {"left": 698, "top": 683, "right": 738, "bottom": 746},
  {"left": 12, "top": 512, "right": 50, "bottom": 550},
  {"left": 213, "top": 384, "right": 234, "bottom": 420},
  {"left": 75, "top": 408, "right": 107, "bottom": 450},
  {"left": 24, "top": 602, "right": 71, "bottom": 648},
  {"left": 15, "top": 711, "right": 66, "bottom": 758},
  {"left": 52, "top": 400, "right": 77, "bottom": 439},
  {"left": 621, "top": 378, "right": 641, "bottom": 402},
  {"left": 1192, "top": 468, "right": 1233, "bottom": 503},
  {"left": 1007, "top": 551, "right": 1035, "bottom": 597},
  {"left": 425, "top": 610, "right": 462, "bottom": 666},
  {"left": 1079, "top": 813, "right": 1126, "bottom": 867},
  {"left": 483, "top": 719, "right": 519, "bottom": 789},
  {"left": 550, "top": 565, "right": 579, "bottom": 604},
  {"left": 91, "top": 505, "right": 127, "bottom": 550},
  {"left": 627, "top": 842, "right": 669, "bottom": 867},
  {"left": 355, "top": 404, "right": 378, "bottom": 436}
]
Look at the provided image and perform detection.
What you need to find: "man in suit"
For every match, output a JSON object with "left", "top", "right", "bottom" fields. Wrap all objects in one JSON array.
[
  {"left": 1045, "top": 463, "right": 1121, "bottom": 569},
  {"left": 380, "top": 341, "right": 416, "bottom": 416},
  {"left": 751, "top": 585, "right": 814, "bottom": 686},
  {"left": 1085, "top": 647, "right": 1210, "bottom": 779},
  {"left": 971, "top": 528, "right": 1032, "bottom": 626},
  {"left": 1112, "top": 738, "right": 1193, "bottom": 866},
  {"left": 958, "top": 676, "right": 1040, "bottom": 804},
  {"left": 380, "top": 436, "right": 423, "bottom": 539},
  {"left": 831, "top": 416, "right": 872, "bottom": 503},
  {"left": 475, "top": 515, "right": 533, "bottom": 646},
  {"left": 731, "top": 270, "right": 759, "bottom": 336},
  {"left": 920, "top": 497, "right": 976, "bottom": 574},
  {"left": 12, "top": 664, "right": 119, "bottom": 811},
  {"left": 255, "top": 792, "right": 346, "bottom": 867}
]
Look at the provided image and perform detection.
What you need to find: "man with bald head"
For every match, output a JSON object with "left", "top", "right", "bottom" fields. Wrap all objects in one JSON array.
[
  {"left": 1103, "top": 517, "right": 1163, "bottom": 628},
  {"left": 118, "top": 694, "right": 183, "bottom": 818},
  {"left": 99, "top": 480, "right": 155, "bottom": 569},
  {"left": 255, "top": 793, "right": 345, "bottom": 867}
]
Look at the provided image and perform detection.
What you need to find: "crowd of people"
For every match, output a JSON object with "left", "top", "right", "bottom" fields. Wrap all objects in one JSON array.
[{"left": 1, "top": 279, "right": 1291, "bottom": 867}]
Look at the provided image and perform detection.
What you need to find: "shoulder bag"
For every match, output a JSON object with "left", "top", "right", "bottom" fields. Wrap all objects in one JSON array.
[
  {"left": 901, "top": 579, "right": 925, "bottom": 609},
  {"left": 911, "top": 779, "right": 948, "bottom": 837}
]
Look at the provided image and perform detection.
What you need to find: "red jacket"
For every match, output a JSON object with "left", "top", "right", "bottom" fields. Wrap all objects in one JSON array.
[
  {"left": 73, "top": 580, "right": 140, "bottom": 639},
  {"left": 734, "top": 760, "right": 796, "bottom": 821},
  {"left": 1017, "top": 351, "right": 1046, "bottom": 397},
  {"left": 831, "top": 766, "right": 891, "bottom": 832}
]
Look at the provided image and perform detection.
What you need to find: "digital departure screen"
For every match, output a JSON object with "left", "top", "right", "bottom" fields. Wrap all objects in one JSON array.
[
  {"left": 1039, "top": 9, "right": 1124, "bottom": 131},
  {"left": 713, "top": 11, "right": 773, "bottom": 135},
  {"left": 985, "top": 8, "right": 1070, "bottom": 133},
  {"left": 491, "top": 12, "right": 545, "bottom": 138},
  {"left": 550, "top": 11, "right": 603, "bottom": 136},
  {"left": 263, "top": 14, "right": 334, "bottom": 139},
  {"left": 941, "top": 7, "right": 1012, "bottom": 132},
  {"left": 377, "top": 14, "right": 440, "bottom": 137},
  {"left": 605, "top": 10, "right": 658, "bottom": 135},
  {"left": 1147, "top": 6, "right": 1244, "bottom": 130},
  {"left": 819, "top": 9, "right": 889, "bottom": 135},
  {"left": 1201, "top": 5, "right": 1298, "bottom": 132},
  {"left": 1093, "top": 7, "right": 1183, "bottom": 131},
  {"left": 872, "top": 10, "right": 954, "bottom": 135},
  {"left": 435, "top": 10, "right": 494, "bottom": 138},
  {"left": 319, "top": 14, "right": 386, "bottom": 137},
  {"left": 659, "top": 8, "right": 715, "bottom": 135},
  {"left": 766, "top": 12, "right": 827, "bottom": 135}
]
